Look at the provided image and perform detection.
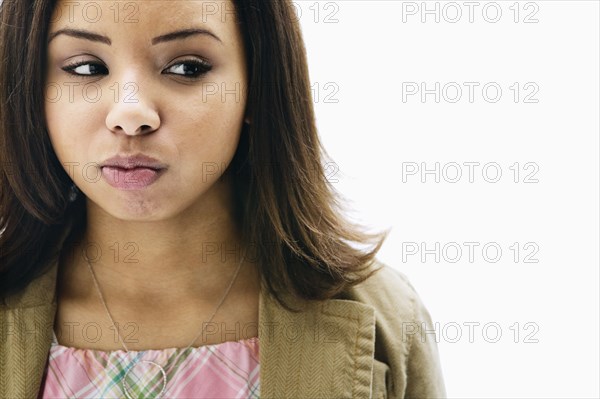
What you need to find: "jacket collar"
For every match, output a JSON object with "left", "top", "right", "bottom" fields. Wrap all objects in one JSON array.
[{"left": 0, "top": 219, "right": 377, "bottom": 398}]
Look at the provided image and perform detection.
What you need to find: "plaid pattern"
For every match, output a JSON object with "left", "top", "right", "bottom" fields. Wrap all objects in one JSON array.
[{"left": 38, "top": 331, "right": 260, "bottom": 399}]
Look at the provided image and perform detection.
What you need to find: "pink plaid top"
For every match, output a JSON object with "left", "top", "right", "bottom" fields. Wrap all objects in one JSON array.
[{"left": 38, "top": 330, "right": 260, "bottom": 398}]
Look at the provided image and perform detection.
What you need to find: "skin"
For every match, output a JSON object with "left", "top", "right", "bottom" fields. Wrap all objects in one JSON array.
[{"left": 44, "top": 0, "right": 259, "bottom": 350}]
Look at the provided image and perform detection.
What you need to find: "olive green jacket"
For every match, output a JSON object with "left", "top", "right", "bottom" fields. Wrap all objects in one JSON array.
[{"left": 0, "top": 221, "right": 446, "bottom": 398}]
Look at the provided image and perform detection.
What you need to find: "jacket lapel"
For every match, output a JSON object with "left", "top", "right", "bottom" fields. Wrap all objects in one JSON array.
[
  {"left": 0, "top": 222, "right": 377, "bottom": 398},
  {"left": 259, "top": 287, "right": 377, "bottom": 398},
  {"left": 0, "top": 271, "right": 58, "bottom": 398}
]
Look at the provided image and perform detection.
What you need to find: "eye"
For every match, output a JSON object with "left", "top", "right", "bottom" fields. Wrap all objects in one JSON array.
[
  {"left": 60, "top": 58, "right": 212, "bottom": 80},
  {"left": 61, "top": 61, "right": 108, "bottom": 77},
  {"left": 164, "top": 58, "right": 212, "bottom": 80}
]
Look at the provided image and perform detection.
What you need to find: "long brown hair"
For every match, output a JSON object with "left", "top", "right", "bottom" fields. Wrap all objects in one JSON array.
[{"left": 0, "top": 0, "right": 389, "bottom": 311}]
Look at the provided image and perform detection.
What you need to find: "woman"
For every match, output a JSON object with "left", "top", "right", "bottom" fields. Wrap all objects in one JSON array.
[{"left": 0, "top": 0, "right": 446, "bottom": 397}]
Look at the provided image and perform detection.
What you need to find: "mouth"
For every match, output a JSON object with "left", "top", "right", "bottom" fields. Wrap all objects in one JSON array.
[
  {"left": 101, "top": 166, "right": 166, "bottom": 190},
  {"left": 99, "top": 153, "right": 168, "bottom": 171},
  {"left": 101, "top": 165, "right": 161, "bottom": 172}
]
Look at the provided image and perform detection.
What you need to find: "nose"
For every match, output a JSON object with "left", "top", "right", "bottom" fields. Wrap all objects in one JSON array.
[{"left": 105, "top": 87, "right": 161, "bottom": 136}]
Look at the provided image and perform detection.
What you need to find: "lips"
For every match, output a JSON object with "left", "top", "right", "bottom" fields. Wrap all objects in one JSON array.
[
  {"left": 100, "top": 153, "right": 168, "bottom": 171},
  {"left": 101, "top": 166, "right": 165, "bottom": 190},
  {"left": 109, "top": 165, "right": 158, "bottom": 171}
]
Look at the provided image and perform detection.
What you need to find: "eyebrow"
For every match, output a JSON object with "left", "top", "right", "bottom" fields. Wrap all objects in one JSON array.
[{"left": 47, "top": 28, "right": 223, "bottom": 46}]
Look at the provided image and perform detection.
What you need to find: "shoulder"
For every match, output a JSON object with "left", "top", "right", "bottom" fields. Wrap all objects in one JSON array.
[
  {"left": 341, "top": 258, "right": 447, "bottom": 398},
  {"left": 341, "top": 257, "right": 436, "bottom": 353},
  {"left": 342, "top": 258, "right": 426, "bottom": 327}
]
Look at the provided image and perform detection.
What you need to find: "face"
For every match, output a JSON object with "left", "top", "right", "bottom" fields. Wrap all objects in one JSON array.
[{"left": 44, "top": 0, "right": 248, "bottom": 220}]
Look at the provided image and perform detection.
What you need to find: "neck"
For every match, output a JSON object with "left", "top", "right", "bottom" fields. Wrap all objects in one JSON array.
[{"left": 57, "top": 173, "right": 259, "bottom": 308}]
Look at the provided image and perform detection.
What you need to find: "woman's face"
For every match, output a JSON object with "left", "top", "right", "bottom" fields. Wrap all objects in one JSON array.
[{"left": 44, "top": 0, "right": 248, "bottom": 219}]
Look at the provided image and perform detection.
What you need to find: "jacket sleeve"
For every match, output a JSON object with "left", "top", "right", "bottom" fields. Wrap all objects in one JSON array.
[{"left": 399, "top": 273, "right": 447, "bottom": 399}]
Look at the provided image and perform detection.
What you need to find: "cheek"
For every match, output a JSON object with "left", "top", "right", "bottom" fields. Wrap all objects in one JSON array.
[
  {"left": 44, "top": 100, "right": 70, "bottom": 162},
  {"left": 44, "top": 97, "right": 99, "bottom": 170},
  {"left": 180, "top": 78, "right": 245, "bottom": 137},
  {"left": 173, "top": 94, "right": 245, "bottom": 178}
]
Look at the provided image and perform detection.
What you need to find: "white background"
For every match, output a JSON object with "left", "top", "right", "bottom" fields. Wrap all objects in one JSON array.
[{"left": 299, "top": 1, "right": 599, "bottom": 398}]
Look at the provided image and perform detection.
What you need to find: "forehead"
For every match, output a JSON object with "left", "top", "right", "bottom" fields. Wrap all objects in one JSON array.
[{"left": 49, "top": 0, "right": 238, "bottom": 42}]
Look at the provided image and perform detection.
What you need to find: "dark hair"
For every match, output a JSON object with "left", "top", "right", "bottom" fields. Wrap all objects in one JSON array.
[{"left": 0, "top": 0, "right": 389, "bottom": 311}]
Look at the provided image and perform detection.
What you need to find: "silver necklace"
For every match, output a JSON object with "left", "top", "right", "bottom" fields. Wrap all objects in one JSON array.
[{"left": 84, "top": 247, "right": 247, "bottom": 399}]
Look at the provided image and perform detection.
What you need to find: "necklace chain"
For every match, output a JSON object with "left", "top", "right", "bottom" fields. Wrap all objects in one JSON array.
[{"left": 84, "top": 246, "right": 247, "bottom": 398}]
